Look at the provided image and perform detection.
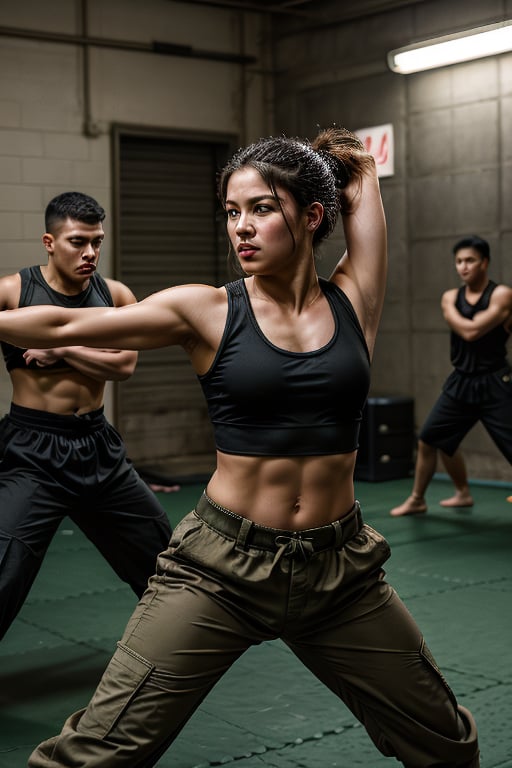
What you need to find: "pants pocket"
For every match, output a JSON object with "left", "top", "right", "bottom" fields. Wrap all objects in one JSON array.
[
  {"left": 420, "top": 638, "right": 458, "bottom": 708},
  {"left": 79, "top": 642, "right": 154, "bottom": 738}
]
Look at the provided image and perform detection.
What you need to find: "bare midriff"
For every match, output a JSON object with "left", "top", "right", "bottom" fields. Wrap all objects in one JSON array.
[
  {"left": 206, "top": 450, "right": 357, "bottom": 530},
  {"left": 10, "top": 368, "right": 104, "bottom": 416}
]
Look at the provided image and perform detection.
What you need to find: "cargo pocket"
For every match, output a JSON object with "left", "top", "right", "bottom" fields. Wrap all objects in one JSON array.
[
  {"left": 420, "top": 638, "right": 457, "bottom": 708},
  {"left": 79, "top": 642, "right": 155, "bottom": 738}
]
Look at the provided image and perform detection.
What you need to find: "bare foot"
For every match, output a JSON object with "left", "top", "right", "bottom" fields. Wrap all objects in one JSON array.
[
  {"left": 390, "top": 496, "right": 427, "bottom": 517},
  {"left": 507, "top": 496, "right": 512, "bottom": 503},
  {"left": 148, "top": 483, "right": 181, "bottom": 493},
  {"left": 439, "top": 491, "right": 473, "bottom": 508}
]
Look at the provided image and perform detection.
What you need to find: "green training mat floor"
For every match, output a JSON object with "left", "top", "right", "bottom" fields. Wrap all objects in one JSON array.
[{"left": 1, "top": 478, "right": 511, "bottom": 767}]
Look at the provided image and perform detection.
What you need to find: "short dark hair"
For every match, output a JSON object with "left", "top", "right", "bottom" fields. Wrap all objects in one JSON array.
[
  {"left": 45, "top": 191, "right": 105, "bottom": 234},
  {"left": 452, "top": 235, "right": 490, "bottom": 262}
]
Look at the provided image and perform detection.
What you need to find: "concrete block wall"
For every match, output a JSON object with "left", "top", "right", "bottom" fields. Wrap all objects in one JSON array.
[
  {"left": 272, "top": 0, "right": 512, "bottom": 481},
  {"left": 1, "top": 0, "right": 511, "bottom": 481},
  {"left": 0, "top": 0, "right": 270, "bottom": 418}
]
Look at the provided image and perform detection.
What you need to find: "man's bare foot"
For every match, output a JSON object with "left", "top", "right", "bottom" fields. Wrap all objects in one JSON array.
[
  {"left": 390, "top": 496, "right": 427, "bottom": 517},
  {"left": 439, "top": 491, "right": 473, "bottom": 508}
]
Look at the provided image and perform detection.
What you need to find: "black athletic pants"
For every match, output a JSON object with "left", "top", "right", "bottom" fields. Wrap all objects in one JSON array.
[{"left": 0, "top": 403, "right": 172, "bottom": 640}]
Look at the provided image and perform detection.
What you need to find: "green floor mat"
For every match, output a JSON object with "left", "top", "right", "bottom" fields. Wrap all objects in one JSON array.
[{"left": 1, "top": 478, "right": 510, "bottom": 767}]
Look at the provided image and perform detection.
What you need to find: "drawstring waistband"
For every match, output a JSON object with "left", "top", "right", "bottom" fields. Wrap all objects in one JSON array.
[{"left": 195, "top": 492, "right": 363, "bottom": 559}]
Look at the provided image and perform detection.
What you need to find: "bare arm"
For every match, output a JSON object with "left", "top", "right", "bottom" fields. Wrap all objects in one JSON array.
[
  {"left": 0, "top": 283, "right": 224, "bottom": 369},
  {"left": 441, "top": 285, "right": 512, "bottom": 341},
  {"left": 21, "top": 278, "right": 138, "bottom": 381},
  {"left": 22, "top": 346, "right": 137, "bottom": 381},
  {"left": 329, "top": 156, "right": 387, "bottom": 359}
]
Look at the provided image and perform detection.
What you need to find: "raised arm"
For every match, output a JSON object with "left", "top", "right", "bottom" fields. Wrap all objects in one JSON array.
[
  {"left": 329, "top": 156, "right": 387, "bottom": 358},
  {"left": 442, "top": 285, "right": 512, "bottom": 341}
]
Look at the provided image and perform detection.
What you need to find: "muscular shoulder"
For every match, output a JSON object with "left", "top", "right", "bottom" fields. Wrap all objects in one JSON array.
[
  {"left": 150, "top": 282, "right": 226, "bottom": 310},
  {"left": 0, "top": 272, "right": 22, "bottom": 310},
  {"left": 146, "top": 283, "right": 228, "bottom": 361},
  {"left": 164, "top": 283, "right": 227, "bottom": 332},
  {"left": 441, "top": 287, "right": 458, "bottom": 303},
  {"left": 490, "top": 283, "right": 512, "bottom": 306},
  {"left": 103, "top": 277, "right": 137, "bottom": 307}
]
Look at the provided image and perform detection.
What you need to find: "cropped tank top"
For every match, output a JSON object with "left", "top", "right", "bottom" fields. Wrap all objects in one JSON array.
[
  {"left": 450, "top": 281, "right": 509, "bottom": 374},
  {"left": 1, "top": 266, "right": 114, "bottom": 372},
  {"left": 198, "top": 278, "right": 371, "bottom": 456}
]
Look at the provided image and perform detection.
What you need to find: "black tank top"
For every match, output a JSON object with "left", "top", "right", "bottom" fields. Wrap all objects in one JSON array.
[
  {"left": 198, "top": 278, "right": 371, "bottom": 456},
  {"left": 451, "top": 281, "right": 509, "bottom": 373},
  {"left": 1, "top": 266, "right": 114, "bottom": 372}
]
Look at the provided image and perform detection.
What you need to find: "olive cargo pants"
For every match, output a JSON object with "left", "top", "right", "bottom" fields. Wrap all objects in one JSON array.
[{"left": 29, "top": 494, "right": 479, "bottom": 768}]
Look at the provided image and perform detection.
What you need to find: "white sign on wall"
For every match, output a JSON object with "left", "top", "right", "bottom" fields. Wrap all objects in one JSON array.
[{"left": 355, "top": 123, "right": 394, "bottom": 177}]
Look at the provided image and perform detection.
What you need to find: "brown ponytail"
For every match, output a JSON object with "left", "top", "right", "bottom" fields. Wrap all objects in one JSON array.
[{"left": 312, "top": 127, "right": 375, "bottom": 214}]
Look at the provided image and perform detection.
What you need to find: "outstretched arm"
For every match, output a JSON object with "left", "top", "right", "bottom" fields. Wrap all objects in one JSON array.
[
  {"left": 329, "top": 156, "right": 387, "bottom": 359},
  {"left": 442, "top": 285, "right": 512, "bottom": 341},
  {"left": 21, "top": 278, "right": 138, "bottom": 381},
  {"left": 0, "top": 283, "right": 224, "bottom": 373},
  {"left": 0, "top": 293, "right": 180, "bottom": 351}
]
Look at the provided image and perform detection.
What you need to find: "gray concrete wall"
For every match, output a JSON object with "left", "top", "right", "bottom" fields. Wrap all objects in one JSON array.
[
  {"left": 1, "top": 0, "right": 511, "bottom": 481},
  {"left": 273, "top": 0, "right": 512, "bottom": 480},
  {"left": 0, "top": 0, "right": 270, "bottom": 419}
]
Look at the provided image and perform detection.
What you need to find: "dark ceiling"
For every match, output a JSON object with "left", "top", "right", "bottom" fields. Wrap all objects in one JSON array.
[
  {"left": 175, "top": 0, "right": 425, "bottom": 24},
  {"left": 180, "top": 0, "right": 319, "bottom": 17}
]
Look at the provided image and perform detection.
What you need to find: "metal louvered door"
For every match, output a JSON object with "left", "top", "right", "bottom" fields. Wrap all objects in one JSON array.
[{"left": 113, "top": 129, "right": 233, "bottom": 479}]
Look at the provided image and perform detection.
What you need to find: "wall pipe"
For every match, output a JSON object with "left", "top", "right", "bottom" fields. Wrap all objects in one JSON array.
[{"left": 0, "top": 24, "right": 257, "bottom": 65}]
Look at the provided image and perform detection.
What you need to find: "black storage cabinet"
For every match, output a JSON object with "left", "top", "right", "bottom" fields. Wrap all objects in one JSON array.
[{"left": 355, "top": 396, "right": 415, "bottom": 482}]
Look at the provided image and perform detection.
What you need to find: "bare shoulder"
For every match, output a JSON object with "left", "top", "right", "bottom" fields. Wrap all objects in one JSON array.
[
  {"left": 0, "top": 272, "right": 22, "bottom": 310},
  {"left": 441, "top": 287, "right": 458, "bottom": 303},
  {"left": 142, "top": 282, "right": 228, "bottom": 335},
  {"left": 103, "top": 277, "right": 226, "bottom": 313},
  {"left": 491, "top": 284, "right": 512, "bottom": 303},
  {"left": 143, "top": 283, "right": 229, "bottom": 360},
  {"left": 103, "top": 276, "right": 137, "bottom": 307},
  {"left": 146, "top": 282, "right": 226, "bottom": 308}
]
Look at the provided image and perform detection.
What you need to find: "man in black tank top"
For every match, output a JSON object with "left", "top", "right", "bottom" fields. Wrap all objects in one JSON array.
[
  {"left": 391, "top": 235, "right": 512, "bottom": 516},
  {"left": 0, "top": 191, "right": 171, "bottom": 641}
]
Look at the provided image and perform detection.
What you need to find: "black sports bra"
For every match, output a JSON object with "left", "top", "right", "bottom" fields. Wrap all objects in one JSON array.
[{"left": 198, "top": 278, "right": 371, "bottom": 456}]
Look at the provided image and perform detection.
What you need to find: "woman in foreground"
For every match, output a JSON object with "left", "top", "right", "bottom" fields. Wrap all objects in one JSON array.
[{"left": 0, "top": 128, "right": 479, "bottom": 767}]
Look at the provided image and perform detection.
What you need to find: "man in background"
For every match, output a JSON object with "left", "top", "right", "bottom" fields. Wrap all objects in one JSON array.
[
  {"left": 391, "top": 235, "right": 512, "bottom": 516},
  {"left": 0, "top": 191, "right": 172, "bottom": 639}
]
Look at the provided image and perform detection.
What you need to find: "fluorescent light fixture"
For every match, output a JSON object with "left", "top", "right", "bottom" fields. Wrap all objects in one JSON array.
[{"left": 388, "top": 19, "right": 512, "bottom": 74}]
